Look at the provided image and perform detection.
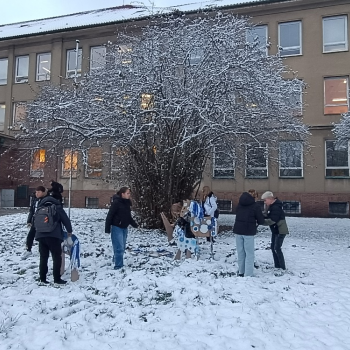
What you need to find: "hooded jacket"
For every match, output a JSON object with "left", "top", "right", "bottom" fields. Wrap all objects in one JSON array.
[
  {"left": 34, "top": 196, "right": 72, "bottom": 241},
  {"left": 105, "top": 196, "right": 138, "bottom": 232},
  {"left": 233, "top": 192, "right": 265, "bottom": 236},
  {"left": 264, "top": 199, "right": 289, "bottom": 235}
]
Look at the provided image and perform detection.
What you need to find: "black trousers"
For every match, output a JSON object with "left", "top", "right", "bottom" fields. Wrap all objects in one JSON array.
[
  {"left": 26, "top": 226, "right": 36, "bottom": 252},
  {"left": 271, "top": 233, "right": 286, "bottom": 270},
  {"left": 38, "top": 237, "right": 62, "bottom": 282}
]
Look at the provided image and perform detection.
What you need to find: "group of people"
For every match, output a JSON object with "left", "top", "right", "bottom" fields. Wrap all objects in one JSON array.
[
  {"left": 24, "top": 181, "right": 287, "bottom": 282},
  {"left": 233, "top": 189, "right": 289, "bottom": 277},
  {"left": 23, "top": 180, "right": 72, "bottom": 284},
  {"left": 104, "top": 186, "right": 288, "bottom": 276}
]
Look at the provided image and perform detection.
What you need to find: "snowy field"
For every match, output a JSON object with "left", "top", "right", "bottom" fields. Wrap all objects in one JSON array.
[{"left": 1, "top": 210, "right": 350, "bottom": 350}]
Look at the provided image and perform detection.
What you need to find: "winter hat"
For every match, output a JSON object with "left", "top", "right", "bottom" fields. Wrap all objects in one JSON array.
[{"left": 261, "top": 191, "right": 274, "bottom": 199}]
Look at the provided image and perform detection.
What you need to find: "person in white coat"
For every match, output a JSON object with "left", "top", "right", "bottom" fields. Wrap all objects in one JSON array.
[{"left": 202, "top": 186, "right": 218, "bottom": 242}]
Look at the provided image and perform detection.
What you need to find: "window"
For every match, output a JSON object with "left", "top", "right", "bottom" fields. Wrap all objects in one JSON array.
[
  {"left": 0, "top": 58, "right": 8, "bottom": 85},
  {"left": 62, "top": 149, "right": 78, "bottom": 178},
  {"left": 279, "top": 141, "right": 303, "bottom": 177},
  {"left": 217, "top": 200, "right": 232, "bottom": 213},
  {"left": 246, "top": 143, "right": 268, "bottom": 178},
  {"left": 323, "top": 15, "right": 348, "bottom": 53},
  {"left": 278, "top": 21, "right": 302, "bottom": 56},
  {"left": 282, "top": 201, "right": 301, "bottom": 214},
  {"left": 141, "top": 93, "right": 154, "bottom": 110},
  {"left": 85, "top": 147, "right": 102, "bottom": 178},
  {"left": 289, "top": 81, "right": 303, "bottom": 115},
  {"left": 111, "top": 146, "right": 127, "bottom": 179},
  {"left": 12, "top": 102, "right": 27, "bottom": 128},
  {"left": 247, "top": 25, "right": 268, "bottom": 54},
  {"left": 118, "top": 44, "right": 132, "bottom": 65},
  {"left": 90, "top": 46, "right": 106, "bottom": 69},
  {"left": 66, "top": 49, "right": 82, "bottom": 78},
  {"left": 0, "top": 104, "right": 5, "bottom": 132},
  {"left": 329, "top": 202, "right": 349, "bottom": 216},
  {"left": 213, "top": 146, "right": 235, "bottom": 178},
  {"left": 189, "top": 48, "right": 204, "bottom": 65},
  {"left": 30, "top": 149, "right": 46, "bottom": 177},
  {"left": 36, "top": 53, "right": 51, "bottom": 81},
  {"left": 15, "top": 56, "right": 29, "bottom": 83},
  {"left": 85, "top": 197, "right": 99, "bottom": 209},
  {"left": 325, "top": 140, "right": 349, "bottom": 177},
  {"left": 324, "top": 77, "right": 348, "bottom": 114}
]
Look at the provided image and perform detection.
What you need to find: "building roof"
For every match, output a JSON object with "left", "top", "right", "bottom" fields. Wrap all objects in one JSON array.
[{"left": 0, "top": 0, "right": 289, "bottom": 40}]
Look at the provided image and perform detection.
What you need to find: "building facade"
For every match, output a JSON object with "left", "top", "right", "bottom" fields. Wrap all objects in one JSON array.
[{"left": 0, "top": 0, "right": 350, "bottom": 216}]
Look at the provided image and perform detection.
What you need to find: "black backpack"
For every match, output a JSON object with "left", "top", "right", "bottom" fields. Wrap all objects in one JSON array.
[{"left": 34, "top": 202, "right": 59, "bottom": 233}]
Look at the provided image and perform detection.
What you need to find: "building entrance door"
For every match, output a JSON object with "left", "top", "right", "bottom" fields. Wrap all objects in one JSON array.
[{"left": 0, "top": 189, "right": 15, "bottom": 207}]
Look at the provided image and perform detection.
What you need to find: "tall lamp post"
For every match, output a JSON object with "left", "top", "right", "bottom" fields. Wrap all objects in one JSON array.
[{"left": 68, "top": 39, "right": 80, "bottom": 218}]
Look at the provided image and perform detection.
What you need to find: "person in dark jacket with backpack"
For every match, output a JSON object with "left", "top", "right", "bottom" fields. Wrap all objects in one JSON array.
[
  {"left": 105, "top": 187, "right": 138, "bottom": 270},
  {"left": 34, "top": 186, "right": 72, "bottom": 285},
  {"left": 261, "top": 191, "right": 289, "bottom": 271},
  {"left": 233, "top": 191, "right": 265, "bottom": 277}
]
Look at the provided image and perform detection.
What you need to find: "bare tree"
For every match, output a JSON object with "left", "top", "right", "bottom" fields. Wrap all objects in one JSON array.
[{"left": 17, "top": 12, "right": 309, "bottom": 227}]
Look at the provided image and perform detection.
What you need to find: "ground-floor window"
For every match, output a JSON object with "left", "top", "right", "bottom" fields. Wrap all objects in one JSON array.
[{"left": 85, "top": 197, "right": 99, "bottom": 209}]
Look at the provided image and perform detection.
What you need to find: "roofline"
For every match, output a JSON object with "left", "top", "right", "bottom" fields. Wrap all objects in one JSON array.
[{"left": 0, "top": 0, "right": 291, "bottom": 42}]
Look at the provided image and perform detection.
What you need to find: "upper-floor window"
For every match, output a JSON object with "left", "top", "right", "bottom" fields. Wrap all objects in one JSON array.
[
  {"left": 0, "top": 58, "right": 8, "bottom": 85},
  {"left": 90, "top": 46, "right": 106, "bottom": 70},
  {"left": 15, "top": 56, "right": 29, "bottom": 83},
  {"left": 62, "top": 149, "right": 78, "bottom": 178},
  {"left": 325, "top": 140, "right": 349, "bottom": 177},
  {"left": 189, "top": 48, "right": 204, "bottom": 65},
  {"left": 246, "top": 143, "right": 268, "bottom": 178},
  {"left": 213, "top": 145, "right": 235, "bottom": 178},
  {"left": 141, "top": 93, "right": 154, "bottom": 110},
  {"left": 118, "top": 44, "right": 132, "bottom": 65},
  {"left": 36, "top": 53, "right": 51, "bottom": 81},
  {"left": 323, "top": 15, "right": 348, "bottom": 53},
  {"left": 30, "top": 149, "right": 46, "bottom": 177},
  {"left": 12, "top": 102, "right": 27, "bottom": 128},
  {"left": 0, "top": 104, "right": 5, "bottom": 131},
  {"left": 66, "top": 48, "right": 82, "bottom": 78},
  {"left": 278, "top": 21, "right": 302, "bottom": 57},
  {"left": 324, "top": 76, "right": 348, "bottom": 114},
  {"left": 85, "top": 147, "right": 102, "bottom": 178},
  {"left": 247, "top": 25, "right": 268, "bottom": 55},
  {"left": 279, "top": 141, "right": 303, "bottom": 177}
]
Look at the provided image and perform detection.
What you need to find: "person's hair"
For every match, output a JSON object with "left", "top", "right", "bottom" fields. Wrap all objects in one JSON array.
[
  {"left": 248, "top": 189, "right": 258, "bottom": 199},
  {"left": 36, "top": 186, "right": 46, "bottom": 192},
  {"left": 261, "top": 191, "right": 274, "bottom": 200},
  {"left": 171, "top": 202, "right": 183, "bottom": 219},
  {"left": 117, "top": 186, "right": 131, "bottom": 196},
  {"left": 202, "top": 186, "right": 211, "bottom": 201}
]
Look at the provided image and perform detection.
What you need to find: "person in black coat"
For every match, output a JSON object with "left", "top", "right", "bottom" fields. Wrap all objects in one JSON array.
[
  {"left": 47, "top": 180, "right": 64, "bottom": 203},
  {"left": 34, "top": 186, "right": 73, "bottom": 285},
  {"left": 105, "top": 187, "right": 138, "bottom": 270},
  {"left": 233, "top": 191, "right": 265, "bottom": 277}
]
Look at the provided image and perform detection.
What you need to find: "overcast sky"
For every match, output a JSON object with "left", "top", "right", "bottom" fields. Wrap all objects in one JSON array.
[{"left": 0, "top": 0, "right": 248, "bottom": 26}]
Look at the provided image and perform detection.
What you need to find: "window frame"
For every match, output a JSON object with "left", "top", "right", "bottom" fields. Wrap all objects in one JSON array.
[
  {"left": 217, "top": 200, "right": 233, "bottom": 213},
  {"left": 323, "top": 15, "right": 348, "bottom": 53},
  {"left": 282, "top": 201, "right": 301, "bottom": 215},
  {"left": 278, "top": 20, "right": 302, "bottom": 57},
  {"left": 66, "top": 48, "right": 82, "bottom": 78},
  {"left": 85, "top": 147, "right": 103, "bottom": 178},
  {"left": 325, "top": 140, "right": 350, "bottom": 178},
  {"left": 90, "top": 46, "right": 106, "bottom": 70},
  {"left": 12, "top": 102, "right": 27, "bottom": 129},
  {"left": 279, "top": 141, "right": 303, "bottom": 178},
  {"left": 324, "top": 76, "right": 349, "bottom": 115},
  {"left": 246, "top": 24, "right": 268, "bottom": 55},
  {"left": 15, "top": 55, "right": 29, "bottom": 84},
  {"left": 213, "top": 146, "right": 235, "bottom": 179},
  {"left": 0, "top": 58, "right": 8, "bottom": 85},
  {"left": 329, "top": 202, "right": 349, "bottom": 216},
  {"left": 30, "top": 149, "right": 46, "bottom": 178},
  {"left": 85, "top": 197, "right": 99, "bottom": 209},
  {"left": 61, "top": 148, "right": 78, "bottom": 178},
  {"left": 245, "top": 143, "right": 268, "bottom": 178},
  {"left": 36, "top": 53, "right": 51, "bottom": 81}
]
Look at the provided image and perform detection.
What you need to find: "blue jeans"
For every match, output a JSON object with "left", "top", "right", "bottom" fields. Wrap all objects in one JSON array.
[
  {"left": 236, "top": 234, "right": 255, "bottom": 277},
  {"left": 111, "top": 226, "right": 128, "bottom": 269}
]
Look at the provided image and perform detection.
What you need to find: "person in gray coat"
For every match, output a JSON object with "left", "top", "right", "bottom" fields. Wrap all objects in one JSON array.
[{"left": 34, "top": 186, "right": 72, "bottom": 284}]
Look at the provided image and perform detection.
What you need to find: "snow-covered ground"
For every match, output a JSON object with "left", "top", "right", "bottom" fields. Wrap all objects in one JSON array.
[{"left": 1, "top": 210, "right": 350, "bottom": 350}]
